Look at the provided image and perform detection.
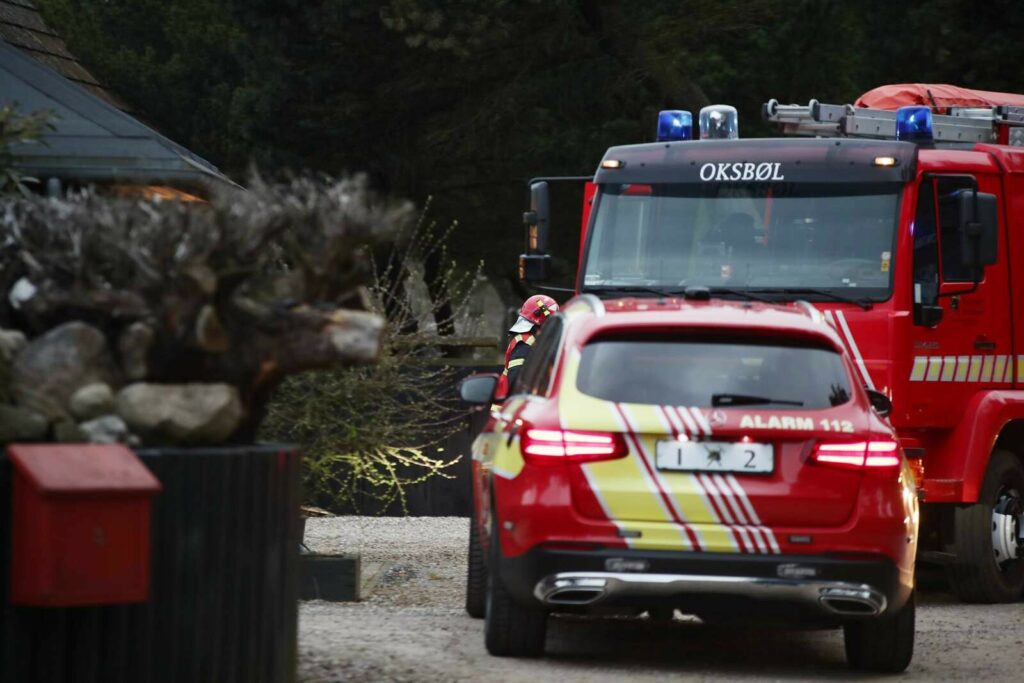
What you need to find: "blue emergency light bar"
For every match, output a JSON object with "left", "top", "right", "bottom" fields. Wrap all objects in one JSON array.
[
  {"left": 656, "top": 110, "right": 692, "bottom": 141},
  {"left": 895, "top": 105, "right": 934, "bottom": 142}
]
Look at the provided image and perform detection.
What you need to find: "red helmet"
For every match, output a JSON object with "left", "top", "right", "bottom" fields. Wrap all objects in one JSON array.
[{"left": 510, "top": 294, "right": 559, "bottom": 333}]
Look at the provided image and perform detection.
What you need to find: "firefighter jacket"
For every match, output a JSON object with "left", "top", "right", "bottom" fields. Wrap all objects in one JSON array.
[{"left": 495, "top": 331, "right": 536, "bottom": 402}]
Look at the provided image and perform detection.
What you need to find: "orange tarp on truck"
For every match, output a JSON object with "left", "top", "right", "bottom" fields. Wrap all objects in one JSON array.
[{"left": 856, "top": 84, "right": 1024, "bottom": 111}]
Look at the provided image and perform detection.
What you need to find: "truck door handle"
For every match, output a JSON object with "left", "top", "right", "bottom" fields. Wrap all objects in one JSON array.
[{"left": 974, "top": 337, "right": 997, "bottom": 351}]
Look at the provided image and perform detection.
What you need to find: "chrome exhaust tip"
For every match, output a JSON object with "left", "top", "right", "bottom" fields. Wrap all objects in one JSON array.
[
  {"left": 535, "top": 576, "right": 609, "bottom": 606},
  {"left": 546, "top": 587, "right": 605, "bottom": 605},
  {"left": 819, "top": 587, "right": 886, "bottom": 616}
]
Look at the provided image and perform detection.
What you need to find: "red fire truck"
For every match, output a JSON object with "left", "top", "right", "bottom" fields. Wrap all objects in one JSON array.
[{"left": 517, "top": 84, "right": 1024, "bottom": 603}]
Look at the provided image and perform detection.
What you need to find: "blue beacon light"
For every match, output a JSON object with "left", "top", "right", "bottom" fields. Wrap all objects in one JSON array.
[
  {"left": 656, "top": 110, "right": 692, "bottom": 142},
  {"left": 895, "top": 106, "right": 934, "bottom": 142}
]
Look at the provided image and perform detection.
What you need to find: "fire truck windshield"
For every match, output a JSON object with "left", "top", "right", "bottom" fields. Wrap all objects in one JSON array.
[{"left": 582, "top": 182, "right": 900, "bottom": 300}]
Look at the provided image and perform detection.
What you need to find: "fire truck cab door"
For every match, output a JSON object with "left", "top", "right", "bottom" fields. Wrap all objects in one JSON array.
[{"left": 907, "top": 172, "right": 1011, "bottom": 427}]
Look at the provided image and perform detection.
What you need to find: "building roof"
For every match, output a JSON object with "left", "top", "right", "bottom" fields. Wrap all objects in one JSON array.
[
  {"left": 0, "top": 0, "right": 129, "bottom": 111},
  {"left": 0, "top": 38, "right": 235, "bottom": 192}
]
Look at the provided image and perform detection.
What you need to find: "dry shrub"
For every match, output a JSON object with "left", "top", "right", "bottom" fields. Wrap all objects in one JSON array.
[{"left": 262, "top": 200, "right": 482, "bottom": 513}]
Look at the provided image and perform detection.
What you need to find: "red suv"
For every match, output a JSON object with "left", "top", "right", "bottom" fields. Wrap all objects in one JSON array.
[{"left": 460, "top": 293, "right": 919, "bottom": 672}]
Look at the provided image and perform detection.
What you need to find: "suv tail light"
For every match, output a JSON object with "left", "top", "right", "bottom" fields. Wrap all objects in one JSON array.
[
  {"left": 811, "top": 440, "right": 901, "bottom": 472},
  {"left": 521, "top": 428, "right": 628, "bottom": 465}
]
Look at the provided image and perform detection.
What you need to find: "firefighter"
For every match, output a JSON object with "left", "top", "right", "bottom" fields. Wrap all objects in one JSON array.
[{"left": 494, "top": 294, "right": 559, "bottom": 402}]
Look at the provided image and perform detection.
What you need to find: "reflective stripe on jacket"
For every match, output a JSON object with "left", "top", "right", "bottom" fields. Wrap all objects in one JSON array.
[{"left": 494, "top": 332, "right": 535, "bottom": 402}]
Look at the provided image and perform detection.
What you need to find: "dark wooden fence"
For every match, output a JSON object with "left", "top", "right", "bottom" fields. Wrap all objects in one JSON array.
[{"left": 0, "top": 445, "right": 301, "bottom": 683}]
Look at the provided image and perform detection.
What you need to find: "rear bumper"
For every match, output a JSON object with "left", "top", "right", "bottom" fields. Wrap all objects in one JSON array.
[
  {"left": 498, "top": 547, "right": 911, "bottom": 622},
  {"left": 536, "top": 572, "right": 888, "bottom": 616}
]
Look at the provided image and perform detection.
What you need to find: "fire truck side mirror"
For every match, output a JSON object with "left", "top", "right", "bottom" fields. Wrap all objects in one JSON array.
[
  {"left": 958, "top": 190, "right": 999, "bottom": 279},
  {"left": 519, "top": 253, "right": 551, "bottom": 282},
  {"left": 525, "top": 181, "right": 551, "bottom": 254},
  {"left": 521, "top": 182, "right": 552, "bottom": 282},
  {"left": 865, "top": 388, "right": 892, "bottom": 418}
]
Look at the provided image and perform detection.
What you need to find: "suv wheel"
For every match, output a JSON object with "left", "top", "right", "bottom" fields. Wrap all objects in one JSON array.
[
  {"left": 483, "top": 520, "right": 546, "bottom": 657},
  {"left": 843, "top": 591, "right": 915, "bottom": 673},
  {"left": 946, "top": 450, "right": 1024, "bottom": 603},
  {"left": 465, "top": 517, "right": 486, "bottom": 618}
]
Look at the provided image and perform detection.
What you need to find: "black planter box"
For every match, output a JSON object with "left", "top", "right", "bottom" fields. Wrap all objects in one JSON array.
[{"left": 300, "top": 554, "right": 360, "bottom": 602}]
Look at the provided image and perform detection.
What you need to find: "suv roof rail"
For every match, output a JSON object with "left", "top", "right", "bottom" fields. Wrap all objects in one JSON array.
[
  {"left": 576, "top": 293, "right": 605, "bottom": 317},
  {"left": 793, "top": 299, "right": 824, "bottom": 324}
]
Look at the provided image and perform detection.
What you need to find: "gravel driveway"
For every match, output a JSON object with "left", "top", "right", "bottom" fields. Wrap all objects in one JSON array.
[{"left": 298, "top": 517, "right": 1024, "bottom": 682}]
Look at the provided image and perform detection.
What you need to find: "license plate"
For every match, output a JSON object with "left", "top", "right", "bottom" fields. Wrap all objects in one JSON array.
[{"left": 655, "top": 440, "right": 774, "bottom": 474}]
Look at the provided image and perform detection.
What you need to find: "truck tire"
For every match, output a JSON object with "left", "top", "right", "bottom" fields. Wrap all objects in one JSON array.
[
  {"left": 465, "top": 516, "right": 486, "bottom": 618},
  {"left": 946, "top": 450, "right": 1024, "bottom": 603},
  {"left": 484, "top": 519, "right": 546, "bottom": 657},
  {"left": 843, "top": 591, "right": 915, "bottom": 673}
]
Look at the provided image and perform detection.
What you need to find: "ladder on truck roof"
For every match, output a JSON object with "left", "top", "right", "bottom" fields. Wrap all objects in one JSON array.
[{"left": 762, "top": 98, "right": 1024, "bottom": 146}]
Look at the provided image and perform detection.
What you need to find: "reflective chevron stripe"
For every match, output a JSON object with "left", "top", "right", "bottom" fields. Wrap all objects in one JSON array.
[
  {"left": 657, "top": 406, "right": 745, "bottom": 553},
  {"left": 822, "top": 309, "right": 876, "bottom": 390},
  {"left": 909, "top": 354, "right": 1017, "bottom": 383},
  {"left": 664, "top": 405, "right": 778, "bottom": 555},
  {"left": 614, "top": 403, "right": 701, "bottom": 550}
]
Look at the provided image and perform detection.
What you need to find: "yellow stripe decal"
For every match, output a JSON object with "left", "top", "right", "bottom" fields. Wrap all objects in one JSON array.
[
  {"left": 659, "top": 407, "right": 743, "bottom": 553},
  {"left": 557, "top": 351, "right": 689, "bottom": 550},
  {"left": 954, "top": 356, "right": 970, "bottom": 382},
  {"left": 623, "top": 404, "right": 716, "bottom": 552},
  {"left": 909, "top": 353, "right": 1021, "bottom": 383},
  {"left": 968, "top": 356, "right": 983, "bottom": 382},
  {"left": 981, "top": 355, "right": 995, "bottom": 382},
  {"left": 585, "top": 404, "right": 688, "bottom": 548},
  {"left": 994, "top": 355, "right": 1008, "bottom": 384},
  {"left": 909, "top": 357, "right": 927, "bottom": 381},
  {"left": 940, "top": 355, "right": 956, "bottom": 382}
]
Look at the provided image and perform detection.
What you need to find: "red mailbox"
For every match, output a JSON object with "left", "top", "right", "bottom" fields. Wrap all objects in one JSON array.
[{"left": 7, "top": 443, "right": 161, "bottom": 606}]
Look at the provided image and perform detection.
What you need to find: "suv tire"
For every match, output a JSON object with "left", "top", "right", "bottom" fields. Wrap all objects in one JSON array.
[
  {"left": 946, "top": 450, "right": 1024, "bottom": 603},
  {"left": 484, "top": 519, "right": 546, "bottom": 657},
  {"left": 465, "top": 516, "right": 486, "bottom": 618},
  {"left": 843, "top": 591, "right": 915, "bottom": 673}
]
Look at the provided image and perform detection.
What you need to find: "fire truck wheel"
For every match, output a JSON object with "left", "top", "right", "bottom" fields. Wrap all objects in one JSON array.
[
  {"left": 465, "top": 516, "right": 486, "bottom": 618},
  {"left": 842, "top": 590, "right": 915, "bottom": 673},
  {"left": 484, "top": 519, "right": 547, "bottom": 657},
  {"left": 946, "top": 450, "right": 1024, "bottom": 603}
]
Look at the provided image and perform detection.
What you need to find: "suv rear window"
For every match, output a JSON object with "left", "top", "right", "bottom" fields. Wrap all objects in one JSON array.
[{"left": 576, "top": 337, "right": 852, "bottom": 409}]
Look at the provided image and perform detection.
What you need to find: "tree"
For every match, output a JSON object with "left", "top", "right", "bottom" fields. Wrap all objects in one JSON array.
[
  {"left": 37, "top": 0, "right": 1024, "bottom": 291},
  {"left": 0, "top": 106, "right": 54, "bottom": 196},
  {"left": 261, "top": 202, "right": 479, "bottom": 512}
]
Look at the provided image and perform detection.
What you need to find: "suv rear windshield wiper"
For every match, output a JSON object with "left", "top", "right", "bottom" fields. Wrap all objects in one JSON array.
[
  {"left": 711, "top": 393, "right": 805, "bottom": 407},
  {"left": 754, "top": 287, "right": 873, "bottom": 310}
]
